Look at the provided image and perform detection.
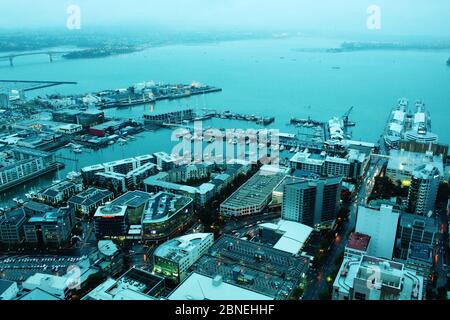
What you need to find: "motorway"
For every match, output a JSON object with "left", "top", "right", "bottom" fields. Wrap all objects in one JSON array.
[{"left": 302, "top": 157, "right": 384, "bottom": 300}]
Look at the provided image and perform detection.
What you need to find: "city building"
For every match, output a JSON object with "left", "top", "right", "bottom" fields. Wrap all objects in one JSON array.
[
  {"left": 345, "top": 232, "right": 371, "bottom": 258},
  {"left": 142, "top": 192, "right": 194, "bottom": 241},
  {"left": 0, "top": 147, "right": 59, "bottom": 192},
  {"left": 38, "top": 180, "right": 78, "bottom": 205},
  {"left": 93, "top": 203, "right": 128, "bottom": 239},
  {"left": 22, "top": 201, "right": 55, "bottom": 216},
  {"left": 398, "top": 242, "right": 434, "bottom": 280},
  {"left": 110, "top": 190, "right": 152, "bottom": 225},
  {"left": 143, "top": 108, "right": 194, "bottom": 126},
  {"left": 289, "top": 149, "right": 368, "bottom": 179},
  {"left": 355, "top": 205, "right": 400, "bottom": 259},
  {"left": 153, "top": 152, "right": 177, "bottom": 171},
  {"left": 333, "top": 255, "right": 423, "bottom": 300},
  {"left": 96, "top": 240, "right": 124, "bottom": 277},
  {"left": 0, "top": 279, "right": 19, "bottom": 300},
  {"left": 68, "top": 187, "right": 113, "bottom": 215},
  {"left": 257, "top": 220, "right": 313, "bottom": 255},
  {"left": 24, "top": 207, "right": 76, "bottom": 247},
  {"left": 192, "top": 235, "right": 309, "bottom": 300},
  {"left": 396, "top": 213, "right": 438, "bottom": 260},
  {"left": 22, "top": 273, "right": 72, "bottom": 300},
  {"left": 153, "top": 233, "right": 214, "bottom": 282},
  {"left": 169, "top": 273, "right": 273, "bottom": 300},
  {"left": 386, "top": 149, "right": 444, "bottom": 184},
  {"left": 220, "top": 166, "right": 286, "bottom": 217},
  {"left": 406, "top": 164, "right": 440, "bottom": 215},
  {"left": 52, "top": 109, "right": 104, "bottom": 128},
  {"left": 83, "top": 268, "right": 165, "bottom": 300},
  {"left": 281, "top": 176, "right": 342, "bottom": 228},
  {"left": 0, "top": 208, "right": 26, "bottom": 245},
  {"left": 87, "top": 120, "right": 125, "bottom": 137},
  {"left": 19, "top": 288, "right": 61, "bottom": 300}
]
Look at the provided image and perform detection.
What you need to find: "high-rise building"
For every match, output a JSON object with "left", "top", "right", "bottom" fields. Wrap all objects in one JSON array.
[
  {"left": 0, "top": 209, "right": 26, "bottom": 245},
  {"left": 407, "top": 164, "right": 440, "bottom": 215},
  {"left": 355, "top": 205, "right": 400, "bottom": 260},
  {"left": 281, "top": 176, "right": 342, "bottom": 228},
  {"left": 93, "top": 203, "right": 129, "bottom": 239},
  {"left": 333, "top": 255, "right": 423, "bottom": 300},
  {"left": 396, "top": 213, "right": 438, "bottom": 260}
]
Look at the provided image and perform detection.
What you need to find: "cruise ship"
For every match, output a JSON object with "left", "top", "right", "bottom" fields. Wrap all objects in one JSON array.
[
  {"left": 403, "top": 101, "right": 438, "bottom": 145},
  {"left": 383, "top": 98, "right": 409, "bottom": 149},
  {"left": 383, "top": 99, "right": 438, "bottom": 149}
]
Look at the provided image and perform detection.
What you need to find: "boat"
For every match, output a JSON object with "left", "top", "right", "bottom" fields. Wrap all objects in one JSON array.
[
  {"left": 403, "top": 101, "right": 438, "bottom": 144},
  {"left": 108, "top": 140, "right": 115, "bottom": 145},
  {"left": 73, "top": 148, "right": 83, "bottom": 153},
  {"left": 280, "top": 145, "right": 285, "bottom": 151},
  {"left": 289, "top": 147, "right": 296, "bottom": 153},
  {"left": 383, "top": 98, "right": 409, "bottom": 149}
]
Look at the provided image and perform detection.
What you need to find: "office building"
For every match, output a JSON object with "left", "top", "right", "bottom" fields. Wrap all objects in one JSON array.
[
  {"left": 38, "top": 181, "right": 78, "bottom": 205},
  {"left": 24, "top": 207, "right": 76, "bottom": 247},
  {"left": 386, "top": 149, "right": 443, "bottom": 184},
  {"left": 406, "top": 164, "right": 440, "bottom": 215},
  {"left": 333, "top": 255, "right": 423, "bottom": 300},
  {"left": 94, "top": 204, "right": 128, "bottom": 239},
  {"left": 153, "top": 233, "right": 214, "bottom": 282},
  {"left": 68, "top": 188, "right": 113, "bottom": 215},
  {"left": 141, "top": 192, "right": 194, "bottom": 241},
  {"left": 0, "top": 208, "right": 26, "bottom": 245},
  {"left": 289, "top": 149, "right": 368, "bottom": 179},
  {"left": 110, "top": 190, "right": 152, "bottom": 225},
  {"left": 396, "top": 213, "right": 438, "bottom": 260},
  {"left": 356, "top": 205, "right": 400, "bottom": 259},
  {"left": 282, "top": 176, "right": 342, "bottom": 228}
]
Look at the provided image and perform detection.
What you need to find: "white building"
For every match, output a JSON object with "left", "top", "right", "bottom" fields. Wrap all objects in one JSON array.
[
  {"left": 153, "top": 233, "right": 214, "bottom": 281},
  {"left": 407, "top": 164, "right": 440, "bottom": 215},
  {"left": 257, "top": 220, "right": 313, "bottom": 255},
  {"left": 22, "top": 273, "right": 72, "bottom": 300},
  {"left": 386, "top": 149, "right": 444, "bottom": 184},
  {"left": 0, "top": 279, "right": 19, "bottom": 300},
  {"left": 333, "top": 255, "right": 423, "bottom": 300},
  {"left": 169, "top": 273, "right": 273, "bottom": 300},
  {"left": 355, "top": 205, "right": 400, "bottom": 260}
]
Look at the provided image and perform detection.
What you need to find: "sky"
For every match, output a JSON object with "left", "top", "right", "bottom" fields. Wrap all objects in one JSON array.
[{"left": 0, "top": 0, "right": 450, "bottom": 38}]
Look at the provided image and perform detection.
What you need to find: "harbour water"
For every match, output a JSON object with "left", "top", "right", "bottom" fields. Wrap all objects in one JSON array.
[{"left": 1, "top": 36, "right": 450, "bottom": 205}]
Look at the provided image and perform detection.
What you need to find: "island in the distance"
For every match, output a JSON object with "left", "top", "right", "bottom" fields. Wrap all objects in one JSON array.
[
  {"left": 447, "top": 56, "right": 450, "bottom": 66},
  {"left": 62, "top": 47, "right": 139, "bottom": 60}
]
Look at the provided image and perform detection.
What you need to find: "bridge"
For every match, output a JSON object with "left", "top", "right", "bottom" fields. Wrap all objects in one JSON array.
[{"left": 0, "top": 51, "right": 73, "bottom": 66}]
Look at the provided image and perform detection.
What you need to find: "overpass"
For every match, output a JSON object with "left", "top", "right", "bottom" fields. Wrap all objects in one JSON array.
[{"left": 0, "top": 51, "right": 73, "bottom": 66}]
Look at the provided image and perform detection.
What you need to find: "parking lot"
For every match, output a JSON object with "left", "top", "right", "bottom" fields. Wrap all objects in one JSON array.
[{"left": 0, "top": 255, "right": 84, "bottom": 282}]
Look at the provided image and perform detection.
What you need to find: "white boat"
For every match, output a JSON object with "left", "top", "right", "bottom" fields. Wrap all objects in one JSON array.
[
  {"left": 73, "top": 148, "right": 83, "bottom": 153},
  {"left": 289, "top": 147, "right": 295, "bottom": 153},
  {"left": 280, "top": 145, "right": 285, "bottom": 151},
  {"left": 295, "top": 146, "right": 300, "bottom": 152},
  {"left": 108, "top": 140, "right": 115, "bottom": 145}
]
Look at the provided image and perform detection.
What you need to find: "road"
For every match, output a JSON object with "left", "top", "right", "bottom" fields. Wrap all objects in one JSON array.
[{"left": 302, "top": 158, "right": 382, "bottom": 300}]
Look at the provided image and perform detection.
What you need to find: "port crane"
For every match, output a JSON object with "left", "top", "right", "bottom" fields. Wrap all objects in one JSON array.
[{"left": 342, "top": 106, "right": 356, "bottom": 127}]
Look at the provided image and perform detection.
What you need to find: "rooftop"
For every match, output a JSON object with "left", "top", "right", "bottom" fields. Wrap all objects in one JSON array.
[
  {"left": 111, "top": 190, "right": 152, "bottom": 208},
  {"left": 169, "top": 273, "right": 273, "bottom": 300},
  {"left": 387, "top": 149, "right": 444, "bottom": 175},
  {"left": 346, "top": 232, "right": 371, "bottom": 252},
  {"left": 258, "top": 220, "right": 313, "bottom": 255},
  {"left": 154, "top": 233, "right": 212, "bottom": 263},
  {"left": 142, "top": 192, "right": 192, "bottom": 224}
]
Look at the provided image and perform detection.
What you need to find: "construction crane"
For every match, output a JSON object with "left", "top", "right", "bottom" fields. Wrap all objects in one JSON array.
[{"left": 342, "top": 106, "right": 356, "bottom": 128}]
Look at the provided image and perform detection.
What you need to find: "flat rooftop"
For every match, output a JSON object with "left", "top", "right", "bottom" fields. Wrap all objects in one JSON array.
[
  {"left": 347, "top": 232, "right": 371, "bottom": 252},
  {"left": 169, "top": 273, "right": 273, "bottom": 300},
  {"left": 221, "top": 168, "right": 285, "bottom": 210},
  {"left": 387, "top": 149, "right": 444, "bottom": 175}
]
